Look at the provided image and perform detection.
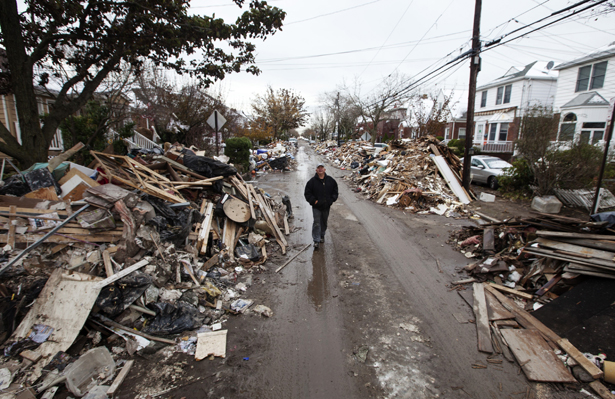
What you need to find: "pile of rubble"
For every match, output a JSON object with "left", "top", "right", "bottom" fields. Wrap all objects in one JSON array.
[
  {"left": 448, "top": 212, "right": 615, "bottom": 394},
  {"left": 321, "top": 137, "right": 472, "bottom": 216},
  {"left": 253, "top": 141, "right": 298, "bottom": 173},
  {"left": 0, "top": 142, "right": 294, "bottom": 398}
]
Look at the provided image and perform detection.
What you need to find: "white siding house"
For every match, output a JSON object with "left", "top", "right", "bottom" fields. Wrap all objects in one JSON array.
[
  {"left": 473, "top": 61, "right": 558, "bottom": 154},
  {"left": 552, "top": 42, "right": 615, "bottom": 147}
]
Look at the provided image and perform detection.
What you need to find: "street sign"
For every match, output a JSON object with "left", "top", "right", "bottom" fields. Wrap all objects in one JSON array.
[{"left": 207, "top": 110, "right": 226, "bottom": 131}]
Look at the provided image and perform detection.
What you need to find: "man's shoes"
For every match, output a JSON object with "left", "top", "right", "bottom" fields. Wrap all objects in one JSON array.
[
  {"left": 320, "top": 236, "right": 325, "bottom": 243},
  {"left": 314, "top": 242, "right": 319, "bottom": 249}
]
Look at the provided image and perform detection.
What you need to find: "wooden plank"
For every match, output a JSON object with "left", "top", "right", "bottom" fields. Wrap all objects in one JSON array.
[
  {"left": 488, "top": 282, "right": 534, "bottom": 300},
  {"left": 62, "top": 182, "right": 90, "bottom": 202},
  {"left": 536, "top": 237, "right": 615, "bottom": 262},
  {"left": 94, "top": 259, "right": 149, "bottom": 289},
  {"left": 247, "top": 184, "right": 256, "bottom": 220},
  {"left": 198, "top": 202, "right": 214, "bottom": 255},
  {"left": 484, "top": 283, "right": 602, "bottom": 378},
  {"left": 490, "top": 323, "right": 514, "bottom": 362},
  {"left": 500, "top": 329, "right": 576, "bottom": 382},
  {"left": 0, "top": 234, "right": 120, "bottom": 244},
  {"left": 107, "top": 360, "right": 134, "bottom": 396},
  {"left": 7, "top": 205, "right": 16, "bottom": 248},
  {"left": 536, "top": 231, "right": 615, "bottom": 241},
  {"left": 24, "top": 186, "right": 59, "bottom": 201},
  {"left": 485, "top": 290, "right": 515, "bottom": 321},
  {"left": 249, "top": 185, "right": 286, "bottom": 253},
  {"left": 202, "top": 254, "right": 219, "bottom": 272},
  {"left": 58, "top": 167, "right": 99, "bottom": 187},
  {"left": 472, "top": 283, "right": 493, "bottom": 353},
  {"left": 557, "top": 338, "right": 603, "bottom": 379},
  {"left": 48, "top": 142, "right": 84, "bottom": 171},
  {"left": 255, "top": 191, "right": 287, "bottom": 247},
  {"left": 102, "top": 250, "right": 114, "bottom": 278},
  {"left": 223, "top": 218, "right": 237, "bottom": 258},
  {"left": 589, "top": 381, "right": 615, "bottom": 399}
]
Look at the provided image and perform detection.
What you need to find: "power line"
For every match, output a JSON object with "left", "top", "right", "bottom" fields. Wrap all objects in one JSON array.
[
  {"left": 389, "top": 0, "right": 457, "bottom": 76},
  {"left": 285, "top": 0, "right": 382, "bottom": 25},
  {"left": 358, "top": 0, "right": 415, "bottom": 78}
]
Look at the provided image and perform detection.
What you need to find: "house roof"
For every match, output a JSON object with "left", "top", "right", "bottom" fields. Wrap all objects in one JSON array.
[
  {"left": 561, "top": 91, "right": 609, "bottom": 108},
  {"left": 553, "top": 42, "right": 615, "bottom": 70},
  {"left": 477, "top": 61, "right": 558, "bottom": 90}
]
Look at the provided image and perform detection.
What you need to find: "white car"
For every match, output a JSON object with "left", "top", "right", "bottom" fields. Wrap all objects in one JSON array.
[{"left": 461, "top": 155, "right": 512, "bottom": 189}]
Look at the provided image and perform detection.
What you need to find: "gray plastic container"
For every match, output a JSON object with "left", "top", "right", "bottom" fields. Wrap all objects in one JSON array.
[
  {"left": 64, "top": 347, "right": 115, "bottom": 397},
  {"left": 531, "top": 195, "right": 562, "bottom": 214}
]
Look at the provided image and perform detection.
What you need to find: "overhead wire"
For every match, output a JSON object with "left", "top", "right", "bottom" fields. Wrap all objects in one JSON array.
[
  {"left": 357, "top": 0, "right": 415, "bottom": 78},
  {"left": 284, "top": 0, "right": 381, "bottom": 25}
]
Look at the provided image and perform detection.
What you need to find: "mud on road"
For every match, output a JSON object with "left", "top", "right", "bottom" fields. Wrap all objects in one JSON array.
[{"left": 119, "top": 143, "right": 585, "bottom": 399}]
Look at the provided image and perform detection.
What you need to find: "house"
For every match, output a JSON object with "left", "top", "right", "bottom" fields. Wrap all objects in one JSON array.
[
  {"left": 1, "top": 87, "right": 66, "bottom": 154},
  {"left": 442, "top": 117, "right": 467, "bottom": 141},
  {"left": 472, "top": 61, "right": 558, "bottom": 158},
  {"left": 552, "top": 42, "right": 615, "bottom": 147}
]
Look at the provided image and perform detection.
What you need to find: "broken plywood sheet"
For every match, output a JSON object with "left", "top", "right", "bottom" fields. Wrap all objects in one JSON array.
[
  {"left": 195, "top": 330, "right": 228, "bottom": 360},
  {"left": 432, "top": 155, "right": 470, "bottom": 204},
  {"left": 12, "top": 269, "right": 103, "bottom": 366},
  {"left": 485, "top": 290, "right": 515, "bottom": 321},
  {"left": 500, "top": 329, "right": 576, "bottom": 383}
]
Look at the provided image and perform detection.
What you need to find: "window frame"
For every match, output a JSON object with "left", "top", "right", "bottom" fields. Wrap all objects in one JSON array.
[
  {"left": 503, "top": 85, "right": 512, "bottom": 104},
  {"left": 480, "top": 91, "right": 487, "bottom": 108},
  {"left": 496, "top": 87, "right": 504, "bottom": 105},
  {"left": 576, "top": 61, "right": 608, "bottom": 92},
  {"left": 458, "top": 127, "right": 466, "bottom": 139}
]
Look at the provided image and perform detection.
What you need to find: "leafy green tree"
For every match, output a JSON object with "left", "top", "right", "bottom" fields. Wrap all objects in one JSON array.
[
  {"left": 0, "top": 0, "right": 285, "bottom": 167},
  {"left": 251, "top": 86, "right": 309, "bottom": 140}
]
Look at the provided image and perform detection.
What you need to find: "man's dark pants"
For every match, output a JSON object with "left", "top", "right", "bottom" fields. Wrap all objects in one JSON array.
[{"left": 312, "top": 206, "right": 330, "bottom": 243}]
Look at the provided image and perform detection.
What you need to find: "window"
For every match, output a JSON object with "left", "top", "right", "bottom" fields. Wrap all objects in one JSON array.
[
  {"left": 480, "top": 91, "right": 487, "bottom": 108},
  {"left": 458, "top": 128, "right": 466, "bottom": 139},
  {"left": 580, "top": 122, "right": 606, "bottom": 144},
  {"left": 559, "top": 113, "right": 577, "bottom": 141},
  {"left": 445, "top": 127, "right": 450, "bottom": 140},
  {"left": 503, "top": 85, "right": 512, "bottom": 103},
  {"left": 488, "top": 124, "right": 498, "bottom": 141},
  {"left": 498, "top": 123, "right": 509, "bottom": 141},
  {"left": 495, "top": 85, "right": 512, "bottom": 105},
  {"left": 471, "top": 158, "right": 483, "bottom": 167},
  {"left": 576, "top": 61, "right": 608, "bottom": 92}
]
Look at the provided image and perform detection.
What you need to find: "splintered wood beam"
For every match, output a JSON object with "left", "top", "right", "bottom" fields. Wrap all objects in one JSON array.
[
  {"left": 472, "top": 283, "right": 493, "bottom": 353},
  {"left": 198, "top": 202, "right": 214, "bottom": 255}
]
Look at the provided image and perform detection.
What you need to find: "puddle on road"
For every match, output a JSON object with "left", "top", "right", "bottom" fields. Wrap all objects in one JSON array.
[{"left": 307, "top": 247, "right": 330, "bottom": 311}]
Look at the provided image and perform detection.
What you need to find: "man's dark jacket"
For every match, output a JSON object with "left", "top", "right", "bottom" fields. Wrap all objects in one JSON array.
[{"left": 304, "top": 173, "right": 338, "bottom": 210}]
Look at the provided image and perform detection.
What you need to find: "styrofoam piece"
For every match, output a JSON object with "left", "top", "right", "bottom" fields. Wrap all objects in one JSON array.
[
  {"left": 531, "top": 196, "right": 562, "bottom": 214},
  {"left": 479, "top": 192, "right": 495, "bottom": 202}
]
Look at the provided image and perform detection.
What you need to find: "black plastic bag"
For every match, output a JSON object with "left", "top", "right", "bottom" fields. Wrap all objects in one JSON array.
[
  {"left": 0, "top": 175, "right": 30, "bottom": 196},
  {"left": 268, "top": 156, "right": 288, "bottom": 170},
  {"left": 591, "top": 211, "right": 615, "bottom": 229},
  {"left": 235, "top": 243, "right": 260, "bottom": 261},
  {"left": 142, "top": 302, "right": 199, "bottom": 335},
  {"left": 181, "top": 149, "right": 237, "bottom": 178},
  {"left": 95, "top": 272, "right": 152, "bottom": 317},
  {"left": 24, "top": 168, "right": 60, "bottom": 194},
  {"left": 145, "top": 196, "right": 201, "bottom": 245}
]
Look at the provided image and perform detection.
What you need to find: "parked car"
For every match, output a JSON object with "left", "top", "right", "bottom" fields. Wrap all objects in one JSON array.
[{"left": 460, "top": 155, "right": 512, "bottom": 189}]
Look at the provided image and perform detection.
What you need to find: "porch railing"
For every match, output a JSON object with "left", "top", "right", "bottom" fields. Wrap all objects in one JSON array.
[{"left": 481, "top": 141, "right": 513, "bottom": 153}]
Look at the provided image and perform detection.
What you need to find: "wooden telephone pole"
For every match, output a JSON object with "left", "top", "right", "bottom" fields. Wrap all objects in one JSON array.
[{"left": 462, "top": 0, "right": 482, "bottom": 191}]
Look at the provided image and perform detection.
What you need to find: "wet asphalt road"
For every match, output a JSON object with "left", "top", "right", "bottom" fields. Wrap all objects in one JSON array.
[{"left": 248, "top": 142, "right": 537, "bottom": 399}]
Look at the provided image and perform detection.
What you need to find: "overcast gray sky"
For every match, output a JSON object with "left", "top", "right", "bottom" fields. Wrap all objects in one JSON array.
[{"left": 192, "top": 0, "right": 615, "bottom": 119}]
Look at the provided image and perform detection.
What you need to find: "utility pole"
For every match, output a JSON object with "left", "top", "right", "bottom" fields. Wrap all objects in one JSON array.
[
  {"left": 462, "top": 0, "right": 482, "bottom": 191},
  {"left": 591, "top": 98, "right": 615, "bottom": 215},
  {"left": 336, "top": 92, "right": 341, "bottom": 147}
]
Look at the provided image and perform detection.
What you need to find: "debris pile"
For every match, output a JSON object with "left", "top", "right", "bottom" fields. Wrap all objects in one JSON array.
[
  {"left": 450, "top": 212, "right": 615, "bottom": 394},
  {"left": 253, "top": 141, "right": 297, "bottom": 172},
  {"left": 322, "top": 137, "right": 472, "bottom": 215},
  {"left": 0, "top": 141, "right": 293, "bottom": 397}
]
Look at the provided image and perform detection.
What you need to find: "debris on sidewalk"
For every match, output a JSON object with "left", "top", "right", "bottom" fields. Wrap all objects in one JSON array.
[
  {"left": 0, "top": 141, "right": 289, "bottom": 397},
  {"left": 316, "top": 137, "right": 473, "bottom": 216},
  {"left": 451, "top": 210, "right": 615, "bottom": 390}
]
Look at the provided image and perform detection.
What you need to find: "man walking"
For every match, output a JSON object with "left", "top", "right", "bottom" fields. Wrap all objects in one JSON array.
[{"left": 304, "top": 163, "right": 338, "bottom": 248}]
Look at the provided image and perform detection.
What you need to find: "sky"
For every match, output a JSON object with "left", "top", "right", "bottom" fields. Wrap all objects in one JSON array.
[{"left": 188, "top": 0, "right": 615, "bottom": 122}]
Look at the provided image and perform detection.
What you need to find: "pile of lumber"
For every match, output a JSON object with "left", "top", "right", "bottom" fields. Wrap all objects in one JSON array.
[{"left": 320, "top": 137, "right": 472, "bottom": 213}]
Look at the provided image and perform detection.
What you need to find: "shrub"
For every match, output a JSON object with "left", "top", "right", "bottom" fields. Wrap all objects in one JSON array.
[
  {"left": 436, "top": 136, "right": 444, "bottom": 141},
  {"left": 498, "top": 158, "right": 534, "bottom": 196},
  {"left": 224, "top": 137, "right": 252, "bottom": 172}
]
